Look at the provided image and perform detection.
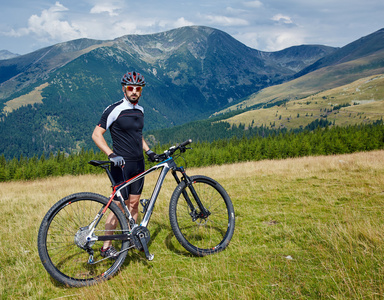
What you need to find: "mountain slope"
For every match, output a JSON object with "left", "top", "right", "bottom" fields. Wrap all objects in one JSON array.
[
  {"left": 0, "top": 26, "right": 336, "bottom": 159},
  {"left": 0, "top": 39, "right": 109, "bottom": 99},
  {"left": 295, "top": 28, "right": 384, "bottom": 77},
  {"left": 0, "top": 50, "right": 19, "bottom": 60},
  {"left": 223, "top": 74, "right": 384, "bottom": 130},
  {"left": 220, "top": 28, "right": 384, "bottom": 115},
  {"left": 261, "top": 45, "right": 337, "bottom": 73},
  {"left": 145, "top": 73, "right": 384, "bottom": 146}
]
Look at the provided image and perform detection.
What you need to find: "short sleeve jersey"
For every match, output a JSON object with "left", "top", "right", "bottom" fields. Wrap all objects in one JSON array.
[{"left": 98, "top": 99, "right": 144, "bottom": 161}]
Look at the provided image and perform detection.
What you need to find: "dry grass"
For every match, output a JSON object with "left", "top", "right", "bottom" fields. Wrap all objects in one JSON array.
[
  {"left": 1, "top": 150, "right": 384, "bottom": 299},
  {"left": 2, "top": 83, "right": 49, "bottom": 114},
  {"left": 223, "top": 74, "right": 384, "bottom": 130}
]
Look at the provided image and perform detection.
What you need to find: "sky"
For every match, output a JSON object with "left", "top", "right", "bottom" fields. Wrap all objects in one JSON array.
[{"left": 0, "top": 0, "right": 383, "bottom": 55}]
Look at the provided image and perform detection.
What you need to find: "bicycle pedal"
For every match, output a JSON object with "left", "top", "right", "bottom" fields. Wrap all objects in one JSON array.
[{"left": 87, "top": 255, "right": 94, "bottom": 264}]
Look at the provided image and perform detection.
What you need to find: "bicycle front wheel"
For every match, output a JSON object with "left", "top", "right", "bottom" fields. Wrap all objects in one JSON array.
[
  {"left": 169, "top": 175, "right": 235, "bottom": 256},
  {"left": 37, "top": 192, "right": 130, "bottom": 287}
]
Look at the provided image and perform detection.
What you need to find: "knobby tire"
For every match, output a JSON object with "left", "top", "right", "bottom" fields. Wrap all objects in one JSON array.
[
  {"left": 37, "top": 192, "right": 129, "bottom": 287},
  {"left": 169, "top": 175, "right": 235, "bottom": 256}
]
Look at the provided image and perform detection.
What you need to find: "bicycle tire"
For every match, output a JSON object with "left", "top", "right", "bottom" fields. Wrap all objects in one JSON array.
[
  {"left": 37, "top": 192, "right": 129, "bottom": 287},
  {"left": 169, "top": 175, "right": 235, "bottom": 256}
]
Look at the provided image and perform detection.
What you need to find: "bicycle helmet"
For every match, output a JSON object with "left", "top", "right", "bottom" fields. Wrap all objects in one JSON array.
[{"left": 121, "top": 71, "right": 146, "bottom": 86}]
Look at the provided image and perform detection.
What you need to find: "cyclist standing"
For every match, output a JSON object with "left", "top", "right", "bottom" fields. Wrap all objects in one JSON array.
[{"left": 92, "top": 71, "right": 157, "bottom": 258}]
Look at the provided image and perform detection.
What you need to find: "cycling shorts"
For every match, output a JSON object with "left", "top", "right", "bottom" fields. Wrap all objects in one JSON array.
[{"left": 111, "top": 159, "right": 145, "bottom": 198}]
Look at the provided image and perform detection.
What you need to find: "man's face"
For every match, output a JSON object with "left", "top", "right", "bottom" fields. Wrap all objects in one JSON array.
[{"left": 123, "top": 85, "right": 142, "bottom": 103}]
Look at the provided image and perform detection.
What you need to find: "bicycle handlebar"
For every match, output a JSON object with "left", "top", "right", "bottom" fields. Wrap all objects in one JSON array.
[
  {"left": 179, "top": 139, "right": 193, "bottom": 148},
  {"left": 88, "top": 139, "right": 193, "bottom": 167},
  {"left": 154, "top": 139, "right": 192, "bottom": 162}
]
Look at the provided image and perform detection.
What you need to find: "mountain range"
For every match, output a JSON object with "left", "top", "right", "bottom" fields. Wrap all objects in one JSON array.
[
  {"left": 0, "top": 25, "right": 383, "bottom": 159},
  {"left": 0, "top": 50, "right": 19, "bottom": 60}
]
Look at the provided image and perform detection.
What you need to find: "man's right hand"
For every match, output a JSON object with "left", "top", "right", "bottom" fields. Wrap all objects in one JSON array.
[{"left": 108, "top": 153, "right": 125, "bottom": 167}]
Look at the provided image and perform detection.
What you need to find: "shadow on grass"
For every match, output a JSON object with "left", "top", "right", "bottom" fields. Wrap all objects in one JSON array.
[{"left": 47, "top": 222, "right": 195, "bottom": 288}]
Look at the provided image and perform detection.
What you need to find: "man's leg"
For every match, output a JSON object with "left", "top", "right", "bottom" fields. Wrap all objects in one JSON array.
[
  {"left": 127, "top": 194, "right": 140, "bottom": 222},
  {"left": 102, "top": 195, "right": 140, "bottom": 250}
]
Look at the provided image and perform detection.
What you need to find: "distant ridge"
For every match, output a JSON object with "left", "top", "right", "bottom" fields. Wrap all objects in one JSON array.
[
  {"left": 0, "top": 50, "right": 19, "bottom": 60},
  {"left": 295, "top": 28, "right": 384, "bottom": 78},
  {"left": 0, "top": 25, "right": 382, "bottom": 159}
]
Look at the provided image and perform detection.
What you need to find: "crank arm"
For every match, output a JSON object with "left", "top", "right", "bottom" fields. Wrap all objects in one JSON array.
[{"left": 138, "top": 233, "right": 154, "bottom": 261}]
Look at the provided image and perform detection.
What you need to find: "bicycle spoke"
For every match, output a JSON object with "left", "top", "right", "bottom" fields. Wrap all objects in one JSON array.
[
  {"left": 38, "top": 193, "right": 129, "bottom": 286},
  {"left": 170, "top": 176, "right": 235, "bottom": 256}
]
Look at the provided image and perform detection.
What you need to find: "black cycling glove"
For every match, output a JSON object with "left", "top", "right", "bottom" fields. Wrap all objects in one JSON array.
[
  {"left": 146, "top": 150, "right": 157, "bottom": 162},
  {"left": 108, "top": 153, "right": 125, "bottom": 167}
]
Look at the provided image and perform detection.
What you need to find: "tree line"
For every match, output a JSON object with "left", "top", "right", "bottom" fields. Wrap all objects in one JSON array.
[{"left": 0, "top": 120, "right": 383, "bottom": 182}]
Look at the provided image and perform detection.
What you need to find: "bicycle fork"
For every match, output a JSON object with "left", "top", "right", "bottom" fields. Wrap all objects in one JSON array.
[{"left": 172, "top": 168, "right": 211, "bottom": 221}]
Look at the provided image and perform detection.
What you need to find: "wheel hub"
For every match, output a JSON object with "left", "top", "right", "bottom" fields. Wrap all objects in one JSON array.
[{"left": 74, "top": 227, "right": 95, "bottom": 249}]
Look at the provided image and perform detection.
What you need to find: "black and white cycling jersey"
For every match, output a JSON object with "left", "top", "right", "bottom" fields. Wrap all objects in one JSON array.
[{"left": 97, "top": 98, "right": 144, "bottom": 161}]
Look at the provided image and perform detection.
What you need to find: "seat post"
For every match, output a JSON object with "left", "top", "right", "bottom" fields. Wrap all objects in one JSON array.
[{"left": 102, "top": 165, "right": 117, "bottom": 186}]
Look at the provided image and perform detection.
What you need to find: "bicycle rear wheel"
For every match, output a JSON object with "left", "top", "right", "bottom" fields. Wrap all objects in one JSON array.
[
  {"left": 169, "top": 175, "right": 235, "bottom": 256},
  {"left": 37, "top": 192, "right": 129, "bottom": 287}
]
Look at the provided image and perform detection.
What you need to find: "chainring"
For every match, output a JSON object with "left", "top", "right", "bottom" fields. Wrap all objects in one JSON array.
[{"left": 131, "top": 226, "right": 151, "bottom": 250}]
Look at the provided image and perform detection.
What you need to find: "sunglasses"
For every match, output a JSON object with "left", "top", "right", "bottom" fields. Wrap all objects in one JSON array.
[{"left": 125, "top": 86, "right": 143, "bottom": 92}]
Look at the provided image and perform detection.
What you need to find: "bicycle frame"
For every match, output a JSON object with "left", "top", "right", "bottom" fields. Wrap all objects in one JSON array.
[
  {"left": 100, "top": 156, "right": 179, "bottom": 230},
  {"left": 87, "top": 149, "right": 210, "bottom": 261}
]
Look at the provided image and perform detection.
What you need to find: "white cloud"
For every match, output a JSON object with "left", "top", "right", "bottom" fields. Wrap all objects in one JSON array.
[
  {"left": 202, "top": 14, "right": 249, "bottom": 26},
  {"left": 7, "top": 2, "right": 85, "bottom": 41},
  {"left": 233, "top": 31, "right": 262, "bottom": 49},
  {"left": 265, "top": 30, "right": 306, "bottom": 51},
  {"left": 271, "top": 14, "right": 293, "bottom": 24},
  {"left": 234, "top": 26, "right": 307, "bottom": 51},
  {"left": 243, "top": 1, "right": 263, "bottom": 8},
  {"left": 90, "top": 3, "right": 120, "bottom": 16},
  {"left": 174, "top": 17, "right": 194, "bottom": 28},
  {"left": 226, "top": 7, "right": 248, "bottom": 14}
]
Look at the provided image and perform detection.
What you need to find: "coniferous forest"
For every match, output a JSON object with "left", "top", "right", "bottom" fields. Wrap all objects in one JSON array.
[{"left": 0, "top": 120, "right": 383, "bottom": 182}]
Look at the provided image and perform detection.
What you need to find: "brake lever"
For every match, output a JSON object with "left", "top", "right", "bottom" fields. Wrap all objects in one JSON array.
[{"left": 180, "top": 146, "right": 192, "bottom": 153}]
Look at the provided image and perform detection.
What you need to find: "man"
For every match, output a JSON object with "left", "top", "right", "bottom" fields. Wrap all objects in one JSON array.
[{"left": 92, "top": 71, "right": 157, "bottom": 258}]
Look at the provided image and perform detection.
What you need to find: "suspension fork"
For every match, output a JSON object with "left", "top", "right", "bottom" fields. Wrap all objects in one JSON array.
[{"left": 172, "top": 168, "right": 210, "bottom": 219}]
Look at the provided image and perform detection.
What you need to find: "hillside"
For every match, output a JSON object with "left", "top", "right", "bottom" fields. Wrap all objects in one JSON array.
[
  {"left": 214, "top": 28, "right": 384, "bottom": 130},
  {"left": 221, "top": 30, "right": 384, "bottom": 114},
  {"left": 296, "top": 28, "right": 384, "bottom": 77},
  {"left": 0, "top": 26, "right": 335, "bottom": 159},
  {"left": 0, "top": 50, "right": 19, "bottom": 60},
  {"left": 222, "top": 74, "right": 384, "bottom": 130}
]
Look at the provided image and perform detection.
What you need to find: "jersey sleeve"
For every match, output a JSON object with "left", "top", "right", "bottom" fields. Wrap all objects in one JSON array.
[
  {"left": 97, "top": 110, "right": 109, "bottom": 129},
  {"left": 97, "top": 100, "right": 123, "bottom": 130}
]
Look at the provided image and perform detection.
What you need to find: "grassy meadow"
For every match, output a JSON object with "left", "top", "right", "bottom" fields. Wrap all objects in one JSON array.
[
  {"left": 225, "top": 74, "right": 384, "bottom": 130},
  {"left": 1, "top": 150, "right": 384, "bottom": 299}
]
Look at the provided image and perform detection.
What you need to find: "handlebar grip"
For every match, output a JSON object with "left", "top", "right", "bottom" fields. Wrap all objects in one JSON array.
[{"left": 180, "top": 139, "right": 192, "bottom": 147}]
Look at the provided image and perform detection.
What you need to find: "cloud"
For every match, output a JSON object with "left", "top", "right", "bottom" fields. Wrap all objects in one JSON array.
[
  {"left": 271, "top": 14, "right": 293, "bottom": 24},
  {"left": 174, "top": 17, "right": 194, "bottom": 28},
  {"left": 6, "top": 2, "right": 84, "bottom": 41},
  {"left": 265, "top": 30, "right": 306, "bottom": 51},
  {"left": 226, "top": 7, "right": 248, "bottom": 14},
  {"left": 233, "top": 26, "right": 306, "bottom": 51},
  {"left": 243, "top": 1, "right": 263, "bottom": 8},
  {"left": 201, "top": 14, "right": 249, "bottom": 26},
  {"left": 90, "top": 2, "right": 120, "bottom": 16}
]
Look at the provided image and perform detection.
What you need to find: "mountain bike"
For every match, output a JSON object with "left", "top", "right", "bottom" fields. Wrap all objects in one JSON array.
[{"left": 38, "top": 139, "right": 235, "bottom": 287}]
